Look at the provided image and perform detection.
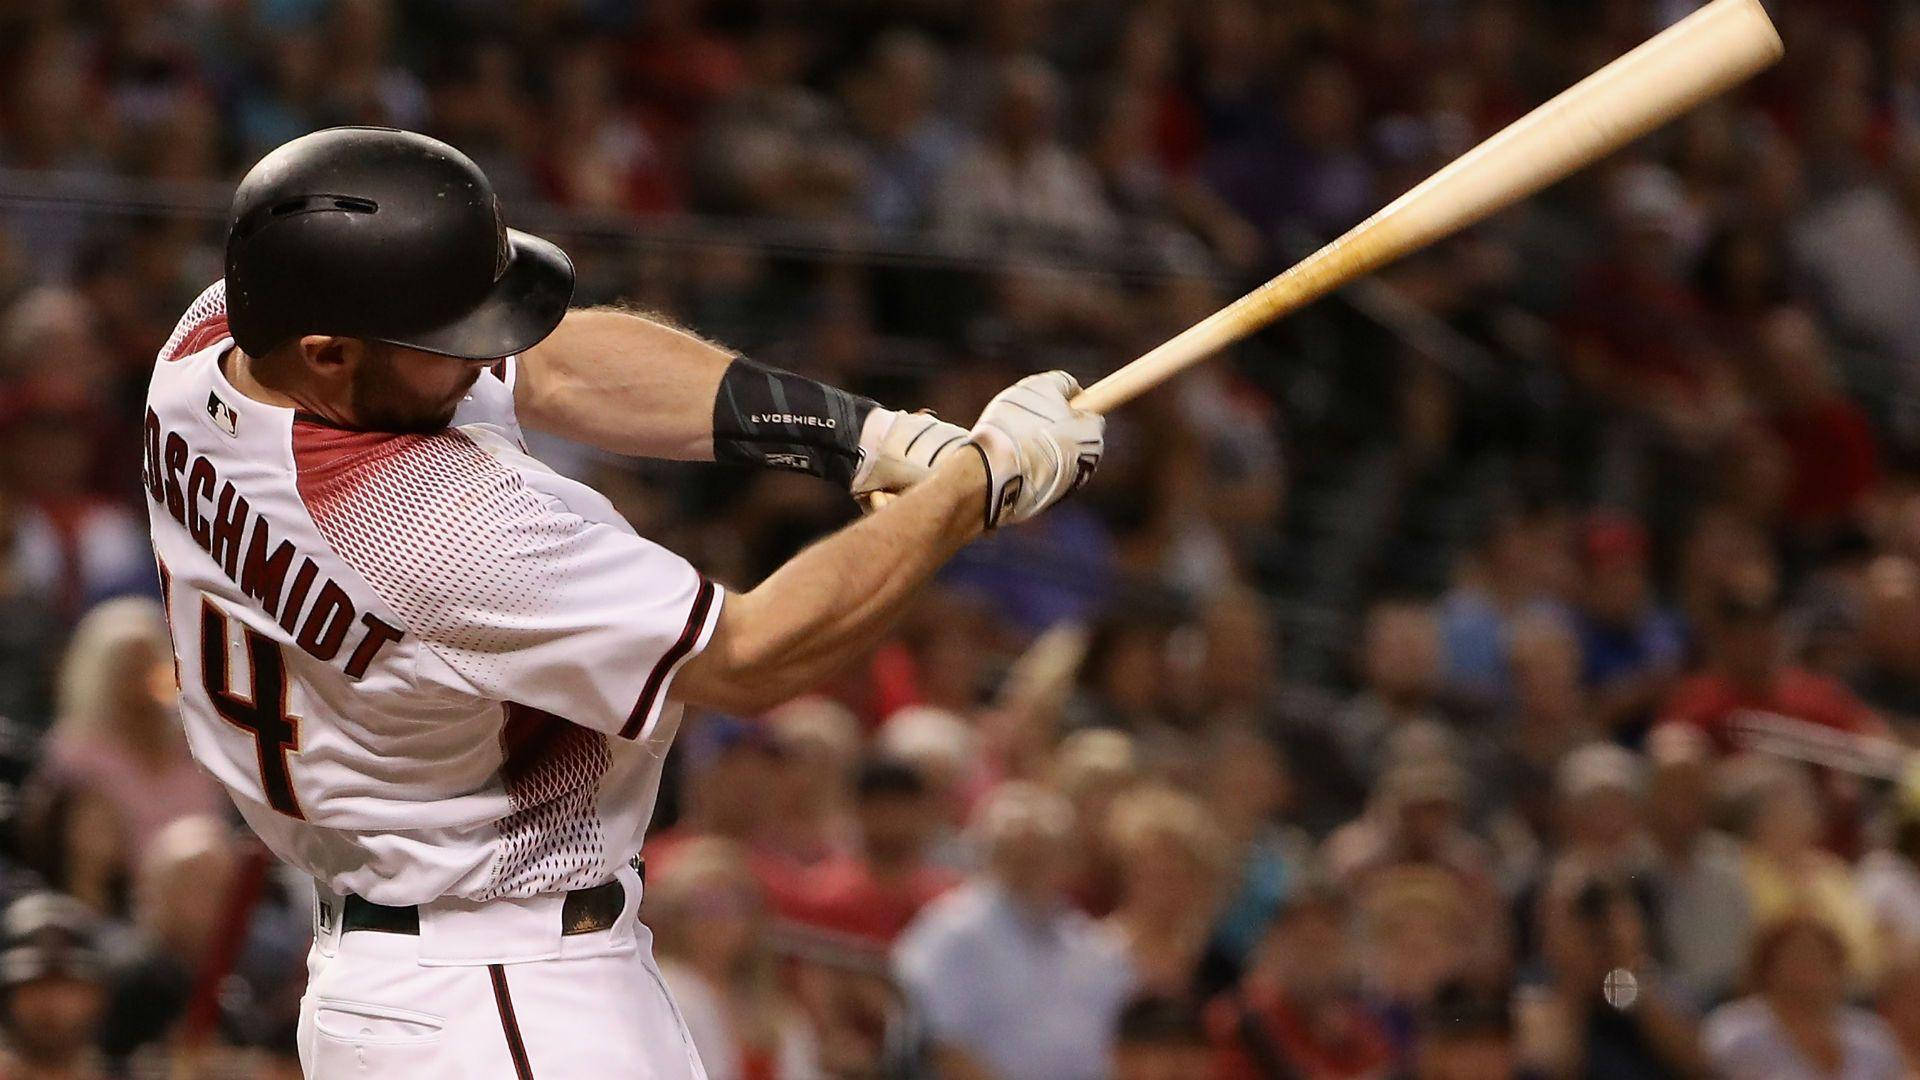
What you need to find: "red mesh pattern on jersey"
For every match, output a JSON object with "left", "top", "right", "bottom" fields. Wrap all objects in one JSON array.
[
  {"left": 295, "top": 423, "right": 560, "bottom": 686},
  {"left": 293, "top": 421, "right": 615, "bottom": 897},
  {"left": 159, "top": 281, "right": 230, "bottom": 363},
  {"left": 495, "top": 704, "right": 612, "bottom": 897}
]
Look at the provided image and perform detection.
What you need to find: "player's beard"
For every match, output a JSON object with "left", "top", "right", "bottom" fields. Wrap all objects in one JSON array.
[{"left": 349, "top": 348, "right": 478, "bottom": 434}]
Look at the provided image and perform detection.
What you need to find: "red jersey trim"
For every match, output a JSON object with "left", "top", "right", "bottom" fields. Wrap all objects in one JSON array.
[
  {"left": 620, "top": 576, "right": 716, "bottom": 740},
  {"left": 291, "top": 421, "right": 444, "bottom": 515},
  {"left": 165, "top": 315, "right": 231, "bottom": 363}
]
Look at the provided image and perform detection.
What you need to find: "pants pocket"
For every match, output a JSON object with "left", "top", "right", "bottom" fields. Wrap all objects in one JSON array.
[
  {"left": 309, "top": 998, "right": 447, "bottom": 1078},
  {"left": 313, "top": 999, "right": 445, "bottom": 1044}
]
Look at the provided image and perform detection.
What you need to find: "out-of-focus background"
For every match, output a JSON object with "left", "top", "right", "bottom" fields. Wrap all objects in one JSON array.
[{"left": 5, "top": 0, "right": 1920, "bottom": 1077}]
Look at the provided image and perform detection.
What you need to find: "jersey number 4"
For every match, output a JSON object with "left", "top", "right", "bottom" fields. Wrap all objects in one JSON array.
[{"left": 201, "top": 602, "right": 305, "bottom": 819}]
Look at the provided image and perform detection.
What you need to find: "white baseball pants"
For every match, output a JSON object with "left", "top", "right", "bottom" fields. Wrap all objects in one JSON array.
[{"left": 297, "top": 864, "right": 707, "bottom": 1079}]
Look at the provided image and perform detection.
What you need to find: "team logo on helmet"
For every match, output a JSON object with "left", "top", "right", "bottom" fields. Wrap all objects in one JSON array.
[{"left": 493, "top": 197, "right": 510, "bottom": 282}]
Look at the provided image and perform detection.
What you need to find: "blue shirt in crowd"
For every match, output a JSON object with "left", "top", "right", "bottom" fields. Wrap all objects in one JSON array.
[{"left": 893, "top": 882, "right": 1135, "bottom": 1080}]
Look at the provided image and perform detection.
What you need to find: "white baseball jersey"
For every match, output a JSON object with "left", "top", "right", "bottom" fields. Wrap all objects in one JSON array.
[{"left": 142, "top": 281, "right": 724, "bottom": 905}]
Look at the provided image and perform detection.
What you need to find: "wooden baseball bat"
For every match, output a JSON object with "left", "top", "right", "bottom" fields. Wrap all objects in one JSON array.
[
  {"left": 864, "top": 0, "right": 1780, "bottom": 512},
  {"left": 1071, "top": 0, "right": 1782, "bottom": 415},
  {"left": 1727, "top": 710, "right": 1911, "bottom": 782}
]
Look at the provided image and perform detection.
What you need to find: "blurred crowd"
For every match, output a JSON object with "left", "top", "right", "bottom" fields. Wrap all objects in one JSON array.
[{"left": 8, "top": 0, "right": 1920, "bottom": 1078}]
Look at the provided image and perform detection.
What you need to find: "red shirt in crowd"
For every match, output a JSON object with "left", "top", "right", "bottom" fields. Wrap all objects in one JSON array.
[
  {"left": 1662, "top": 668, "right": 1885, "bottom": 754},
  {"left": 1771, "top": 400, "right": 1880, "bottom": 529},
  {"left": 779, "top": 856, "right": 960, "bottom": 945},
  {"left": 1205, "top": 983, "right": 1396, "bottom": 1080}
]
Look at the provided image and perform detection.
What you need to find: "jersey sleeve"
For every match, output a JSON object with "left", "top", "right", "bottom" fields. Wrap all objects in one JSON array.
[{"left": 294, "top": 422, "right": 723, "bottom": 738}]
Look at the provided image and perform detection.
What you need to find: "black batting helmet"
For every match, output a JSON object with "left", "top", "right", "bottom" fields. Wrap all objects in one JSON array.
[{"left": 224, "top": 127, "right": 575, "bottom": 360}]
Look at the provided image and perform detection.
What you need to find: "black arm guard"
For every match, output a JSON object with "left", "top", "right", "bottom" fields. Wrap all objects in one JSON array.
[{"left": 712, "top": 358, "right": 878, "bottom": 485}]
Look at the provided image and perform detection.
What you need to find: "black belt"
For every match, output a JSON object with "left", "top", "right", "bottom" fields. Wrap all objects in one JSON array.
[{"left": 339, "top": 877, "right": 628, "bottom": 937}]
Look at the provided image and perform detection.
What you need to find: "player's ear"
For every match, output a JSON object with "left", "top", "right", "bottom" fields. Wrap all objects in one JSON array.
[{"left": 291, "top": 335, "right": 367, "bottom": 380}]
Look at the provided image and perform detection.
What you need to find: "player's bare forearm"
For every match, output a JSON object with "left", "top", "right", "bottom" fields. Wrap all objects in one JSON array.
[
  {"left": 672, "top": 451, "right": 989, "bottom": 713},
  {"left": 514, "top": 307, "right": 731, "bottom": 460}
]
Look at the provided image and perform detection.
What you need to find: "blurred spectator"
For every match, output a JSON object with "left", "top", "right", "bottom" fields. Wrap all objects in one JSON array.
[
  {"left": 1205, "top": 882, "right": 1395, "bottom": 1080},
  {"left": 1549, "top": 744, "right": 1650, "bottom": 883},
  {"left": 1202, "top": 725, "right": 1316, "bottom": 991},
  {"left": 537, "top": 43, "right": 677, "bottom": 216},
  {"left": 844, "top": 30, "right": 962, "bottom": 230},
  {"left": 1090, "top": 85, "right": 1259, "bottom": 274},
  {"left": 869, "top": 588, "right": 1003, "bottom": 721},
  {"left": 650, "top": 837, "right": 823, "bottom": 1080},
  {"left": 1189, "top": 587, "right": 1326, "bottom": 735},
  {"left": 688, "top": 18, "right": 860, "bottom": 221},
  {"left": 1324, "top": 757, "right": 1498, "bottom": 902},
  {"left": 1436, "top": 504, "right": 1575, "bottom": 709},
  {"left": 1704, "top": 915, "right": 1908, "bottom": 1080},
  {"left": 21, "top": 599, "right": 223, "bottom": 915},
  {"left": 1330, "top": 600, "right": 1449, "bottom": 795},
  {"left": 783, "top": 757, "right": 959, "bottom": 946},
  {"left": 763, "top": 697, "right": 861, "bottom": 869},
  {"left": 1563, "top": 162, "right": 1730, "bottom": 454},
  {"left": 1516, "top": 854, "right": 1708, "bottom": 1080},
  {"left": 1860, "top": 786, "right": 1920, "bottom": 957},
  {"left": 1725, "top": 757, "right": 1879, "bottom": 986},
  {"left": 1851, "top": 553, "right": 1920, "bottom": 729},
  {"left": 1054, "top": 728, "right": 1140, "bottom": 918},
  {"left": 1063, "top": 595, "right": 1184, "bottom": 745},
  {"left": 236, "top": 30, "right": 328, "bottom": 166},
  {"left": 1878, "top": 948, "right": 1920, "bottom": 1071},
  {"left": 621, "top": 0, "right": 746, "bottom": 143},
  {"left": 0, "top": 289, "right": 112, "bottom": 402},
  {"left": 0, "top": 494, "right": 61, "bottom": 730},
  {"left": 874, "top": 705, "right": 979, "bottom": 870},
  {"left": 1755, "top": 308, "right": 1881, "bottom": 538},
  {"left": 1643, "top": 724, "right": 1752, "bottom": 1007},
  {"left": 0, "top": 388, "right": 153, "bottom": 624},
  {"left": 318, "top": 0, "right": 426, "bottom": 130},
  {"left": 1790, "top": 146, "right": 1920, "bottom": 443},
  {"left": 1353, "top": 865, "right": 1478, "bottom": 1053},
  {"left": 100, "top": 816, "right": 302, "bottom": 1069},
  {"left": 1511, "top": 744, "right": 1659, "bottom": 986},
  {"left": 893, "top": 782, "right": 1132, "bottom": 1080},
  {"left": 1406, "top": 979, "right": 1518, "bottom": 1080},
  {"left": 650, "top": 715, "right": 790, "bottom": 888},
  {"left": 1662, "top": 570, "right": 1885, "bottom": 752},
  {"left": 0, "top": 892, "right": 106, "bottom": 1080},
  {"left": 933, "top": 57, "right": 1118, "bottom": 260},
  {"left": 1492, "top": 612, "right": 1604, "bottom": 844},
  {"left": 1113, "top": 995, "right": 1211, "bottom": 1080},
  {"left": 1103, "top": 785, "right": 1228, "bottom": 1002},
  {"left": 0, "top": 290, "right": 153, "bottom": 623},
  {"left": 1204, "top": 54, "right": 1376, "bottom": 245},
  {"left": 1573, "top": 514, "right": 1687, "bottom": 742}
]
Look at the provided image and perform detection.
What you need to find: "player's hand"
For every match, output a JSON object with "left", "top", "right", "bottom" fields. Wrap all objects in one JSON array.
[
  {"left": 968, "top": 371, "right": 1104, "bottom": 528},
  {"left": 850, "top": 408, "right": 971, "bottom": 510}
]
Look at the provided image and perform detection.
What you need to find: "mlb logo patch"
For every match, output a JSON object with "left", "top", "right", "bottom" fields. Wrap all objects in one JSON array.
[{"left": 206, "top": 391, "right": 239, "bottom": 436}]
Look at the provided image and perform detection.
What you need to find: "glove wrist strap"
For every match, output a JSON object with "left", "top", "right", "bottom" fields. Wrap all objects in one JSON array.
[{"left": 967, "top": 426, "right": 1022, "bottom": 529}]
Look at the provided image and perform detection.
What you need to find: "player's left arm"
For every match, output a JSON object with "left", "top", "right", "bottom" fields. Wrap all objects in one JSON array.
[{"left": 513, "top": 307, "right": 966, "bottom": 500}]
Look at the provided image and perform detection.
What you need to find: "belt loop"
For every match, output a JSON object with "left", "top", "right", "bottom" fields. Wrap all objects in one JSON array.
[{"left": 313, "top": 882, "right": 341, "bottom": 957}]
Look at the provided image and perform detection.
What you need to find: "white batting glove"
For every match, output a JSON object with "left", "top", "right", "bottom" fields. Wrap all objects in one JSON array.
[
  {"left": 968, "top": 371, "right": 1104, "bottom": 529},
  {"left": 850, "top": 408, "right": 972, "bottom": 506}
]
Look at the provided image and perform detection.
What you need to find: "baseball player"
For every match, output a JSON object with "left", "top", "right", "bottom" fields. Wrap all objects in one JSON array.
[{"left": 140, "top": 127, "right": 1103, "bottom": 1078}]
